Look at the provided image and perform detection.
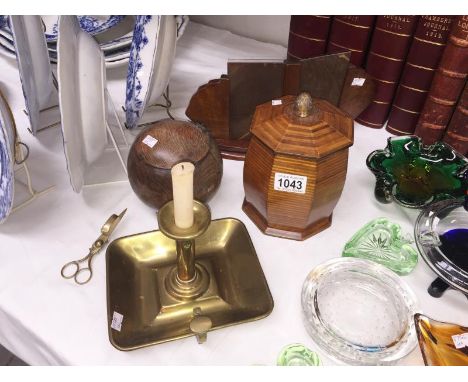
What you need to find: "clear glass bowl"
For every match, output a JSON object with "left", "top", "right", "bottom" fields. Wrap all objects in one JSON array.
[
  {"left": 301, "top": 258, "right": 418, "bottom": 365},
  {"left": 414, "top": 198, "right": 468, "bottom": 295}
]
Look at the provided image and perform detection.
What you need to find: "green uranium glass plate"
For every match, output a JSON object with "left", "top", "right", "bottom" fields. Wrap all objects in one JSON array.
[
  {"left": 342, "top": 217, "right": 418, "bottom": 275},
  {"left": 366, "top": 136, "right": 468, "bottom": 208}
]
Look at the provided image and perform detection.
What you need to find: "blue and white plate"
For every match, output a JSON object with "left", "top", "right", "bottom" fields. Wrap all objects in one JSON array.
[
  {"left": 0, "top": 95, "right": 14, "bottom": 224},
  {"left": 10, "top": 16, "right": 57, "bottom": 135},
  {"left": 0, "top": 34, "right": 15, "bottom": 57},
  {"left": 44, "top": 16, "right": 134, "bottom": 67},
  {"left": 42, "top": 15, "right": 125, "bottom": 42},
  {"left": 0, "top": 15, "right": 8, "bottom": 30},
  {"left": 0, "top": 28, "right": 13, "bottom": 43},
  {"left": 125, "top": 15, "right": 178, "bottom": 128},
  {"left": 0, "top": 90, "right": 16, "bottom": 159},
  {"left": 57, "top": 15, "right": 108, "bottom": 192}
]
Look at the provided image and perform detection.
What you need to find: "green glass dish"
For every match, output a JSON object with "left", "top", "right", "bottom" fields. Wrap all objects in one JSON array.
[
  {"left": 366, "top": 136, "right": 468, "bottom": 208},
  {"left": 342, "top": 218, "right": 418, "bottom": 275},
  {"left": 277, "top": 344, "right": 321, "bottom": 366}
]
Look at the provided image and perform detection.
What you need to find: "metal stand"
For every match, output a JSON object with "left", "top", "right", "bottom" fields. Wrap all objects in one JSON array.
[
  {"left": 82, "top": 88, "right": 129, "bottom": 189},
  {"left": 24, "top": 103, "right": 61, "bottom": 135},
  {"left": 11, "top": 142, "right": 54, "bottom": 213}
]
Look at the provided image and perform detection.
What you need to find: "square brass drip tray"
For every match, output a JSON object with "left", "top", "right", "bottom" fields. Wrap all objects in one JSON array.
[{"left": 106, "top": 218, "right": 274, "bottom": 351}]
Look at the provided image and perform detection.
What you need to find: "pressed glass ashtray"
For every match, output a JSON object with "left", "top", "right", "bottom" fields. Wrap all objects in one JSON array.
[
  {"left": 301, "top": 258, "right": 418, "bottom": 365},
  {"left": 277, "top": 343, "right": 321, "bottom": 366},
  {"left": 366, "top": 136, "right": 468, "bottom": 208},
  {"left": 342, "top": 217, "right": 418, "bottom": 275},
  {"left": 415, "top": 198, "right": 468, "bottom": 296}
]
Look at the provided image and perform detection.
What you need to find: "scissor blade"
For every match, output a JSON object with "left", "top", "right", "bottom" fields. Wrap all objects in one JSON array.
[{"left": 101, "top": 208, "right": 127, "bottom": 236}]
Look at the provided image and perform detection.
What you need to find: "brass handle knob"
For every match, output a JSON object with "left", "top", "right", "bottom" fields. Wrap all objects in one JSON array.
[{"left": 190, "top": 308, "right": 212, "bottom": 344}]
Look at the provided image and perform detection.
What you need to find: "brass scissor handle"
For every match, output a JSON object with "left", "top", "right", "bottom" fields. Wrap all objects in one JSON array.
[
  {"left": 60, "top": 209, "right": 127, "bottom": 285},
  {"left": 60, "top": 256, "right": 94, "bottom": 285}
]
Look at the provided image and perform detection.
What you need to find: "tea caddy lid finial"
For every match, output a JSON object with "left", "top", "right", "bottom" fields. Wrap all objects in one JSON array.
[{"left": 294, "top": 92, "right": 313, "bottom": 118}]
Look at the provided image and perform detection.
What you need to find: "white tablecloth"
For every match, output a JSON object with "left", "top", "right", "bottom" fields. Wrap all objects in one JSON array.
[{"left": 0, "top": 21, "right": 466, "bottom": 366}]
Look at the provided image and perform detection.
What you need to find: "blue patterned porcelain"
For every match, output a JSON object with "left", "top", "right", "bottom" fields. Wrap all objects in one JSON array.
[
  {"left": 79, "top": 15, "right": 125, "bottom": 35},
  {"left": 43, "top": 15, "right": 125, "bottom": 42},
  {"left": 0, "top": 103, "right": 14, "bottom": 224},
  {"left": 125, "top": 15, "right": 158, "bottom": 128},
  {"left": 125, "top": 15, "right": 178, "bottom": 128},
  {"left": 0, "top": 15, "right": 8, "bottom": 30},
  {"left": 0, "top": 91, "right": 16, "bottom": 159}
]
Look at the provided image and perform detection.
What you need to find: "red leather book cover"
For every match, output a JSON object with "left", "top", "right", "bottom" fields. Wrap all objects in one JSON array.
[
  {"left": 356, "top": 16, "right": 418, "bottom": 128},
  {"left": 287, "top": 16, "right": 331, "bottom": 60},
  {"left": 326, "top": 16, "right": 376, "bottom": 67},
  {"left": 443, "top": 80, "right": 468, "bottom": 156},
  {"left": 386, "top": 16, "right": 454, "bottom": 135},
  {"left": 414, "top": 16, "right": 468, "bottom": 144}
]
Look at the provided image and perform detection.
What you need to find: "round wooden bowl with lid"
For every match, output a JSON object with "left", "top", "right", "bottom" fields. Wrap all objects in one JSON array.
[{"left": 127, "top": 119, "right": 223, "bottom": 209}]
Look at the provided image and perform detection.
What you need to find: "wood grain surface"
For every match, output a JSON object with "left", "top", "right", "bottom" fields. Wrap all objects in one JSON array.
[
  {"left": 243, "top": 95, "right": 353, "bottom": 240},
  {"left": 185, "top": 77, "right": 230, "bottom": 140},
  {"left": 127, "top": 119, "right": 223, "bottom": 209}
]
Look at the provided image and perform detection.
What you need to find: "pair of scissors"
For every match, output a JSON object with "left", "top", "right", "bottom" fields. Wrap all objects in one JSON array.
[{"left": 61, "top": 209, "right": 127, "bottom": 285}]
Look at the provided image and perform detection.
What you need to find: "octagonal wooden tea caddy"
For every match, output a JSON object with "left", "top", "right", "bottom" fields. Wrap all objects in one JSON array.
[{"left": 242, "top": 93, "right": 354, "bottom": 240}]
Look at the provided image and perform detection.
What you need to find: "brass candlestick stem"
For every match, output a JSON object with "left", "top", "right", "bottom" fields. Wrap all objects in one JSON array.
[
  {"left": 106, "top": 199, "right": 274, "bottom": 350},
  {"left": 158, "top": 200, "right": 211, "bottom": 301}
]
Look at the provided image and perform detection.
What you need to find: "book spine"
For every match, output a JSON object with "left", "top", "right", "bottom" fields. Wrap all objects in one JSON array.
[
  {"left": 326, "top": 16, "right": 376, "bottom": 67},
  {"left": 443, "top": 80, "right": 468, "bottom": 155},
  {"left": 287, "top": 16, "right": 331, "bottom": 60},
  {"left": 356, "top": 16, "right": 418, "bottom": 128},
  {"left": 414, "top": 16, "right": 468, "bottom": 144},
  {"left": 386, "top": 16, "right": 454, "bottom": 135}
]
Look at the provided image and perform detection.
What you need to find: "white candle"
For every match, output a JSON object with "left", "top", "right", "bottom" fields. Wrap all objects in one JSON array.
[{"left": 171, "top": 162, "right": 195, "bottom": 228}]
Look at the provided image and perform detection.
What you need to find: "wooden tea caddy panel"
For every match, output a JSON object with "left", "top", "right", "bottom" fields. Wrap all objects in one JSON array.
[
  {"left": 186, "top": 53, "right": 375, "bottom": 160},
  {"left": 242, "top": 94, "right": 354, "bottom": 240}
]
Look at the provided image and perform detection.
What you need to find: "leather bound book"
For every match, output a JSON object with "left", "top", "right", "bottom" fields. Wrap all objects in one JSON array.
[
  {"left": 356, "top": 16, "right": 418, "bottom": 128},
  {"left": 326, "top": 16, "right": 376, "bottom": 67},
  {"left": 443, "top": 80, "right": 468, "bottom": 155},
  {"left": 287, "top": 16, "right": 331, "bottom": 60},
  {"left": 387, "top": 16, "right": 454, "bottom": 135},
  {"left": 415, "top": 16, "right": 468, "bottom": 144}
]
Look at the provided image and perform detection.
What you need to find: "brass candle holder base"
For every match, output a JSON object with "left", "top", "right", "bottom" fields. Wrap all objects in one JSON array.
[{"left": 106, "top": 201, "right": 274, "bottom": 351}]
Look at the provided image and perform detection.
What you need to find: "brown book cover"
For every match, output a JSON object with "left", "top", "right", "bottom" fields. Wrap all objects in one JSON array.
[
  {"left": 356, "top": 16, "right": 418, "bottom": 128},
  {"left": 326, "top": 16, "right": 376, "bottom": 67},
  {"left": 443, "top": 80, "right": 468, "bottom": 155},
  {"left": 386, "top": 16, "right": 454, "bottom": 135},
  {"left": 287, "top": 16, "right": 331, "bottom": 60},
  {"left": 414, "top": 16, "right": 468, "bottom": 144}
]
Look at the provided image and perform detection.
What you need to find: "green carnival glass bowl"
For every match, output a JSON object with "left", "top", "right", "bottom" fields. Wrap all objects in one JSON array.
[
  {"left": 277, "top": 343, "right": 321, "bottom": 366},
  {"left": 366, "top": 136, "right": 468, "bottom": 208},
  {"left": 342, "top": 217, "right": 418, "bottom": 275}
]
